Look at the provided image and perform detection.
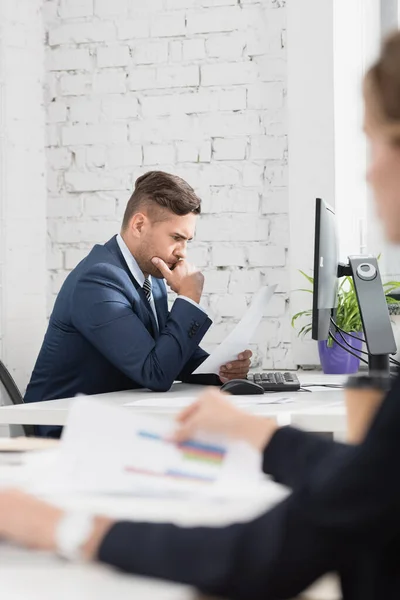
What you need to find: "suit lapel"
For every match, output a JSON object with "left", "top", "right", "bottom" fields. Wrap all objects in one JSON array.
[{"left": 106, "top": 236, "right": 159, "bottom": 338}]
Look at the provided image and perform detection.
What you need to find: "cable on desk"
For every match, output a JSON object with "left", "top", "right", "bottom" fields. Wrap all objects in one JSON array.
[{"left": 328, "top": 333, "right": 369, "bottom": 365}]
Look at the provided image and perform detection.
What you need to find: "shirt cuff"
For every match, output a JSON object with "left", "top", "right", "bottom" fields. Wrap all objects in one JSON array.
[{"left": 177, "top": 295, "right": 207, "bottom": 314}]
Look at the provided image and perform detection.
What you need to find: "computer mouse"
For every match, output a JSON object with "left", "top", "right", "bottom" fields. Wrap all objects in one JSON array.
[{"left": 220, "top": 379, "right": 264, "bottom": 395}]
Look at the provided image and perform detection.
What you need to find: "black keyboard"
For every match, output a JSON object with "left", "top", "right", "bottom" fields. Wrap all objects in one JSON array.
[{"left": 247, "top": 372, "right": 301, "bottom": 392}]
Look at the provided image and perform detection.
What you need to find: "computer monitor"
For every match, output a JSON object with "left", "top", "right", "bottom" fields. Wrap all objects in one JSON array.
[
  {"left": 311, "top": 197, "right": 397, "bottom": 374},
  {"left": 311, "top": 198, "right": 339, "bottom": 341}
]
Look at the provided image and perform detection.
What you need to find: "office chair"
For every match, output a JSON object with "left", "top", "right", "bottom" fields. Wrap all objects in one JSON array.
[{"left": 0, "top": 360, "right": 35, "bottom": 437}]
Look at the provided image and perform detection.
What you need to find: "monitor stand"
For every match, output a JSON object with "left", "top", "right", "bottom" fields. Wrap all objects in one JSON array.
[{"left": 337, "top": 256, "right": 396, "bottom": 376}]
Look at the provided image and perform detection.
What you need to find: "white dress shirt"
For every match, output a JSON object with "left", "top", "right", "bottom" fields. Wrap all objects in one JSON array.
[{"left": 116, "top": 235, "right": 206, "bottom": 330}]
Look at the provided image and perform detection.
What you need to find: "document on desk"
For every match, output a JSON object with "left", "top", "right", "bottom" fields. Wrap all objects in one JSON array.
[
  {"left": 0, "top": 438, "right": 59, "bottom": 452},
  {"left": 193, "top": 285, "right": 277, "bottom": 375},
  {"left": 124, "top": 396, "right": 293, "bottom": 409},
  {"left": 33, "top": 398, "right": 262, "bottom": 497}
]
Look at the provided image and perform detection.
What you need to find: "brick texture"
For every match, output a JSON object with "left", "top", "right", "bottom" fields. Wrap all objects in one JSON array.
[
  {"left": 44, "top": 0, "right": 291, "bottom": 369},
  {"left": 0, "top": 0, "right": 48, "bottom": 394}
]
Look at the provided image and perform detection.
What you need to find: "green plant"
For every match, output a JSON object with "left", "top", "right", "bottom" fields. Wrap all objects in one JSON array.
[{"left": 292, "top": 270, "right": 400, "bottom": 345}]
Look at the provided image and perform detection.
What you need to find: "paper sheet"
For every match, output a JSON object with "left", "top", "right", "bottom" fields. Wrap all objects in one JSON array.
[
  {"left": 124, "top": 395, "right": 293, "bottom": 409},
  {"left": 32, "top": 398, "right": 262, "bottom": 497},
  {"left": 193, "top": 285, "right": 277, "bottom": 375},
  {"left": 0, "top": 438, "right": 59, "bottom": 452},
  {"left": 124, "top": 396, "right": 199, "bottom": 409}
]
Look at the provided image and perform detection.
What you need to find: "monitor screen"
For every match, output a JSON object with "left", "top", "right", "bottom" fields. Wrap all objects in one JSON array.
[{"left": 312, "top": 198, "right": 339, "bottom": 341}]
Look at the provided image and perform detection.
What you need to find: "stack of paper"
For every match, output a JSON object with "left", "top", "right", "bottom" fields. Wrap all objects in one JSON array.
[
  {"left": 0, "top": 438, "right": 59, "bottom": 452},
  {"left": 30, "top": 398, "right": 262, "bottom": 498},
  {"left": 0, "top": 438, "right": 59, "bottom": 468}
]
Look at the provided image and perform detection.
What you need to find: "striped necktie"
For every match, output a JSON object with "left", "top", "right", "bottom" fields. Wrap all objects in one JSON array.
[{"left": 143, "top": 276, "right": 152, "bottom": 303}]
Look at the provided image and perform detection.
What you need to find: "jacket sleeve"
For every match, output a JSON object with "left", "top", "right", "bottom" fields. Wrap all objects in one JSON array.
[
  {"left": 177, "top": 346, "right": 223, "bottom": 387},
  {"left": 96, "top": 487, "right": 343, "bottom": 600},
  {"left": 97, "top": 495, "right": 339, "bottom": 600},
  {"left": 71, "top": 264, "right": 212, "bottom": 392},
  {"left": 262, "top": 426, "right": 350, "bottom": 489},
  {"left": 98, "top": 389, "right": 400, "bottom": 599}
]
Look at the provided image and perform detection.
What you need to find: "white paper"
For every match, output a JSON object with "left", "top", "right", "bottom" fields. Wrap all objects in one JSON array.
[
  {"left": 124, "top": 395, "right": 293, "bottom": 409},
  {"left": 32, "top": 398, "right": 262, "bottom": 497},
  {"left": 0, "top": 438, "right": 59, "bottom": 452},
  {"left": 194, "top": 285, "right": 277, "bottom": 375},
  {"left": 124, "top": 396, "right": 196, "bottom": 408}
]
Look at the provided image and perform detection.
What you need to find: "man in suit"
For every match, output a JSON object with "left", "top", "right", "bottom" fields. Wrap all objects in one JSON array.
[{"left": 25, "top": 171, "right": 252, "bottom": 437}]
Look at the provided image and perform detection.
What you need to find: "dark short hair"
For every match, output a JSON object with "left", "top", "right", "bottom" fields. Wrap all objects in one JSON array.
[{"left": 122, "top": 171, "right": 201, "bottom": 229}]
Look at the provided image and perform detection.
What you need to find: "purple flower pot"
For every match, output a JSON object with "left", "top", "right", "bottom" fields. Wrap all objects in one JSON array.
[{"left": 318, "top": 332, "right": 363, "bottom": 375}]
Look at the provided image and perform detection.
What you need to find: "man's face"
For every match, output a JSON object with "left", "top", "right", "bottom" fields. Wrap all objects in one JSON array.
[
  {"left": 134, "top": 211, "right": 197, "bottom": 278},
  {"left": 365, "top": 113, "right": 400, "bottom": 244}
]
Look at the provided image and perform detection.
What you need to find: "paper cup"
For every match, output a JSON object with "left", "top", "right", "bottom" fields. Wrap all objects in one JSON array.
[{"left": 345, "top": 387, "right": 385, "bottom": 444}]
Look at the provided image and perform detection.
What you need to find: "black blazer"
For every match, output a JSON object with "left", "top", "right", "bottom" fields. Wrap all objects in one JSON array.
[{"left": 98, "top": 371, "right": 400, "bottom": 600}]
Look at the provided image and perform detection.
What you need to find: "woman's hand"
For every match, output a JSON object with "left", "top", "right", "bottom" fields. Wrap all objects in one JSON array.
[
  {"left": 173, "top": 388, "right": 278, "bottom": 451},
  {"left": 0, "top": 489, "right": 63, "bottom": 551},
  {"left": 0, "top": 489, "right": 113, "bottom": 560}
]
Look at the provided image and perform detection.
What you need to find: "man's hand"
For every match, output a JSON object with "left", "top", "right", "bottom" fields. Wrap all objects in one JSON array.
[
  {"left": 152, "top": 258, "right": 204, "bottom": 304},
  {"left": 173, "top": 388, "right": 278, "bottom": 451},
  {"left": 219, "top": 349, "right": 253, "bottom": 383}
]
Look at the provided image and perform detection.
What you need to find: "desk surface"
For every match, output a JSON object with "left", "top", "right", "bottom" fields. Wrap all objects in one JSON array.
[
  {"left": 0, "top": 375, "right": 347, "bottom": 434},
  {"left": 0, "top": 552, "right": 339, "bottom": 600},
  {"left": 0, "top": 374, "right": 344, "bottom": 599},
  {"left": 0, "top": 545, "right": 192, "bottom": 600},
  {"left": 0, "top": 467, "right": 340, "bottom": 600}
]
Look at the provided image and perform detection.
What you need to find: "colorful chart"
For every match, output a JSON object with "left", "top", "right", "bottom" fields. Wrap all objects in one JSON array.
[
  {"left": 130, "top": 429, "right": 226, "bottom": 483},
  {"left": 137, "top": 430, "right": 226, "bottom": 466},
  {"left": 124, "top": 465, "right": 215, "bottom": 483}
]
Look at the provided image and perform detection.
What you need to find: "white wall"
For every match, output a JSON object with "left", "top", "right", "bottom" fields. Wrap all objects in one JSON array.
[
  {"left": 333, "top": 0, "right": 377, "bottom": 263},
  {"left": 382, "top": 0, "right": 398, "bottom": 36},
  {"left": 44, "top": 0, "right": 292, "bottom": 370},
  {"left": 287, "top": 0, "right": 336, "bottom": 367},
  {"left": 2, "top": 0, "right": 381, "bottom": 380},
  {"left": 287, "top": 0, "right": 384, "bottom": 367},
  {"left": 0, "top": 0, "right": 47, "bottom": 393}
]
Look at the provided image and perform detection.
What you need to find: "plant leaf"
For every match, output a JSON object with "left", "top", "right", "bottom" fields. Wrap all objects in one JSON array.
[
  {"left": 299, "top": 270, "right": 314, "bottom": 286},
  {"left": 291, "top": 310, "right": 312, "bottom": 328}
]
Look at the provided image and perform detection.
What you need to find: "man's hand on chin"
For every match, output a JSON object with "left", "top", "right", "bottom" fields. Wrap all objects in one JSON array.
[{"left": 219, "top": 349, "right": 253, "bottom": 383}]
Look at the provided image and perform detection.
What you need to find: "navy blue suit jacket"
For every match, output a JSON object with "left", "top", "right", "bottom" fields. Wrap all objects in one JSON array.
[{"left": 25, "top": 236, "right": 215, "bottom": 436}]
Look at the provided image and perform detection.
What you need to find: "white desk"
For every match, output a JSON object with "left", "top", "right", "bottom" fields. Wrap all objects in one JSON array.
[
  {"left": 0, "top": 545, "right": 192, "bottom": 600},
  {"left": 0, "top": 463, "right": 340, "bottom": 600},
  {"left": 0, "top": 374, "right": 344, "bottom": 599},
  {"left": 0, "top": 375, "right": 347, "bottom": 438}
]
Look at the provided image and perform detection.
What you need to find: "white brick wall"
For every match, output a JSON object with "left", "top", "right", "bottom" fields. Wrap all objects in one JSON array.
[
  {"left": 0, "top": 0, "right": 47, "bottom": 396},
  {"left": 44, "top": 0, "right": 292, "bottom": 370}
]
